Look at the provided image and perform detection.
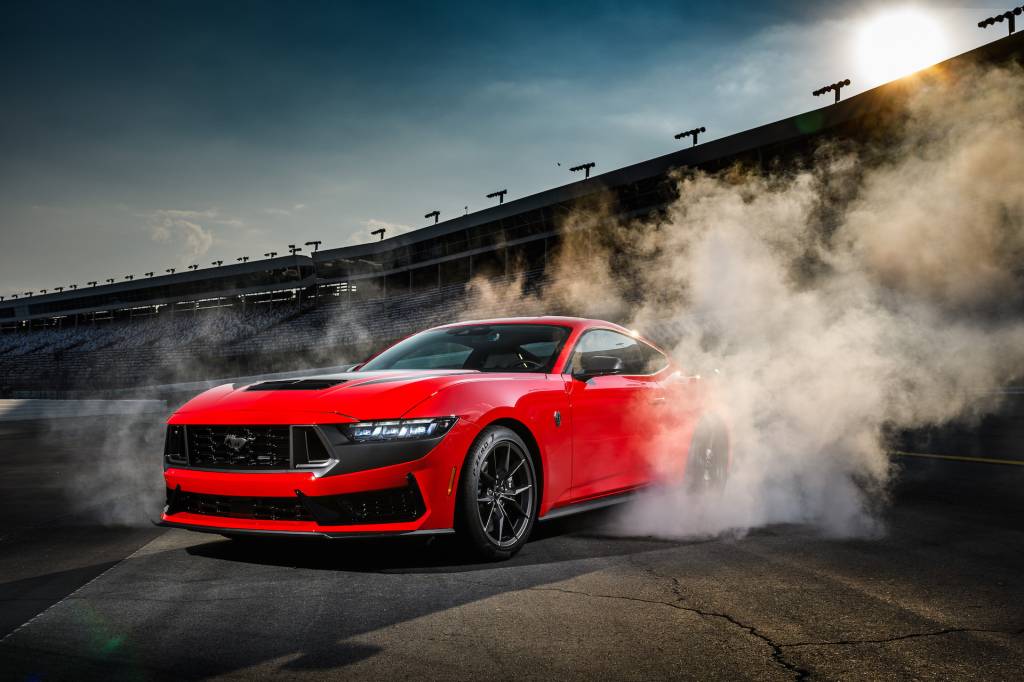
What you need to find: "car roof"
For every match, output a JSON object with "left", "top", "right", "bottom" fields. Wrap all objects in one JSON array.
[{"left": 432, "top": 316, "right": 630, "bottom": 334}]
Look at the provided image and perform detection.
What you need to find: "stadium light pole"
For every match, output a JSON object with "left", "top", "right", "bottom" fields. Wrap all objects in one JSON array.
[
  {"left": 371, "top": 228, "right": 386, "bottom": 240},
  {"left": 674, "top": 126, "right": 706, "bottom": 147},
  {"left": 88, "top": 281, "right": 97, "bottom": 287},
  {"left": 487, "top": 189, "right": 508, "bottom": 205},
  {"left": 211, "top": 260, "right": 223, "bottom": 267},
  {"left": 55, "top": 286, "right": 64, "bottom": 293},
  {"left": 237, "top": 256, "right": 249, "bottom": 263},
  {"left": 425, "top": 210, "right": 440, "bottom": 224},
  {"left": 288, "top": 244, "right": 302, "bottom": 255},
  {"left": 304, "top": 240, "right": 322, "bottom": 252},
  {"left": 813, "top": 79, "right": 851, "bottom": 104},
  {"left": 264, "top": 252, "right": 277, "bottom": 258},
  {"left": 569, "top": 162, "right": 596, "bottom": 179},
  {"left": 979, "top": 7, "right": 1022, "bottom": 35}
]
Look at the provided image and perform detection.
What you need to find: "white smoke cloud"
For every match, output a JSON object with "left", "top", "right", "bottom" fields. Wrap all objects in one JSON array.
[{"left": 460, "top": 63, "right": 1024, "bottom": 540}]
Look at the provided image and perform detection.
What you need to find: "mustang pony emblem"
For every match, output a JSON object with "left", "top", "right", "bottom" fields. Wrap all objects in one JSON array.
[{"left": 223, "top": 434, "right": 251, "bottom": 452}]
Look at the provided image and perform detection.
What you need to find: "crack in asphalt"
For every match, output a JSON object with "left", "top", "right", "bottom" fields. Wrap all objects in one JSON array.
[
  {"left": 782, "top": 626, "right": 1024, "bottom": 648},
  {"left": 626, "top": 556, "right": 811, "bottom": 681},
  {"left": 453, "top": 573, "right": 811, "bottom": 680}
]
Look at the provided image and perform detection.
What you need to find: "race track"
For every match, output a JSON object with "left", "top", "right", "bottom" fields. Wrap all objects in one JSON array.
[{"left": 1, "top": 418, "right": 1022, "bottom": 680}]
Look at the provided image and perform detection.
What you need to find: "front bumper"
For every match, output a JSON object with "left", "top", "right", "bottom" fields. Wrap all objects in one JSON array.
[{"left": 160, "top": 421, "right": 473, "bottom": 537}]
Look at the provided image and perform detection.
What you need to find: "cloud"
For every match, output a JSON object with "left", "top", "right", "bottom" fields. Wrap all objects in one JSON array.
[
  {"left": 345, "top": 218, "right": 412, "bottom": 245},
  {"left": 147, "top": 209, "right": 218, "bottom": 263}
]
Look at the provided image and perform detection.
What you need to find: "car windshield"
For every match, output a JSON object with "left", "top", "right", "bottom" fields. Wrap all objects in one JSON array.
[{"left": 361, "top": 324, "right": 570, "bottom": 373}]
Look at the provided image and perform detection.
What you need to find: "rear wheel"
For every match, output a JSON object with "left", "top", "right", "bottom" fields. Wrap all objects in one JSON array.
[
  {"left": 686, "top": 416, "right": 729, "bottom": 492},
  {"left": 457, "top": 425, "right": 538, "bottom": 560}
]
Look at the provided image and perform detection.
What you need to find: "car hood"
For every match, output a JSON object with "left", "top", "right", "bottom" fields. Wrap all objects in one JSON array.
[{"left": 172, "top": 370, "right": 482, "bottom": 422}]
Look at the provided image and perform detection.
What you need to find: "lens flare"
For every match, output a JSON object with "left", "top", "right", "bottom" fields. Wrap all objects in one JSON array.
[{"left": 855, "top": 7, "right": 948, "bottom": 87}]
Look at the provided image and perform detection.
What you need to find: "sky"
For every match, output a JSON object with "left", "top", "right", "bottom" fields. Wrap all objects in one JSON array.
[{"left": 0, "top": 1, "right": 1005, "bottom": 295}]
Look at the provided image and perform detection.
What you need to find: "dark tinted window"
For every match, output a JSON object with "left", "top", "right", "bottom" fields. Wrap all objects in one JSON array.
[
  {"left": 363, "top": 324, "right": 570, "bottom": 373},
  {"left": 569, "top": 329, "right": 668, "bottom": 375}
]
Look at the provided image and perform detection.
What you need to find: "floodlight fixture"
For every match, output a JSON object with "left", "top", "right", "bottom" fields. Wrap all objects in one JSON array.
[
  {"left": 674, "top": 126, "right": 706, "bottom": 146},
  {"left": 813, "top": 79, "right": 851, "bottom": 104},
  {"left": 979, "top": 7, "right": 1022, "bottom": 35},
  {"left": 125, "top": 275, "right": 134, "bottom": 280},
  {"left": 305, "top": 240, "right": 322, "bottom": 252},
  {"left": 25, "top": 291, "right": 33, "bottom": 297},
  {"left": 211, "top": 260, "right": 223, "bottom": 267},
  {"left": 237, "top": 256, "right": 249, "bottom": 262},
  {"left": 88, "top": 281, "right": 98, "bottom": 287},
  {"left": 569, "top": 162, "right": 596, "bottom": 179},
  {"left": 288, "top": 244, "right": 302, "bottom": 255},
  {"left": 165, "top": 269, "right": 175, "bottom": 274},
  {"left": 264, "top": 251, "right": 278, "bottom": 258},
  {"left": 40, "top": 289, "right": 47, "bottom": 294},
  {"left": 55, "top": 286, "right": 64, "bottom": 292},
  {"left": 70, "top": 284, "right": 78, "bottom": 290},
  {"left": 425, "top": 210, "right": 440, "bottom": 224},
  {"left": 106, "top": 278, "right": 115, "bottom": 284},
  {"left": 371, "top": 228, "right": 386, "bottom": 240},
  {"left": 145, "top": 272, "right": 154, "bottom": 277},
  {"left": 188, "top": 264, "right": 199, "bottom": 271},
  {"left": 10, "top": 294, "right": 16, "bottom": 299},
  {"left": 487, "top": 189, "right": 508, "bottom": 205}
]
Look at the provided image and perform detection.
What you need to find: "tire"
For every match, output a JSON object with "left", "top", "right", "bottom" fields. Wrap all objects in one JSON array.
[
  {"left": 456, "top": 425, "right": 538, "bottom": 560},
  {"left": 685, "top": 415, "right": 729, "bottom": 493}
]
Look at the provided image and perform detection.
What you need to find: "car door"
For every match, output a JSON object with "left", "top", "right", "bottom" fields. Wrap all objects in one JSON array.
[{"left": 565, "top": 329, "right": 658, "bottom": 499}]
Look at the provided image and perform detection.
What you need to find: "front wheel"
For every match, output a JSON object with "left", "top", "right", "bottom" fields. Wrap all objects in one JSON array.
[{"left": 456, "top": 425, "right": 538, "bottom": 560}]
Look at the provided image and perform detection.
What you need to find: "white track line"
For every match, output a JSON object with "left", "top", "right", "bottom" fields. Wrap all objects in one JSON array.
[{"left": 0, "top": 530, "right": 167, "bottom": 645}]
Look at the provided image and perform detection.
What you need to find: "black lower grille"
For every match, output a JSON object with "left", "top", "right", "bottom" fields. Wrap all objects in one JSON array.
[
  {"left": 186, "top": 425, "right": 290, "bottom": 469},
  {"left": 172, "top": 490, "right": 314, "bottom": 522},
  {"left": 166, "top": 477, "right": 425, "bottom": 526}
]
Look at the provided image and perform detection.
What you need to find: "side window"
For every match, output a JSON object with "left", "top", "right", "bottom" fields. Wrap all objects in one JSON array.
[
  {"left": 638, "top": 340, "right": 669, "bottom": 374},
  {"left": 569, "top": 330, "right": 668, "bottom": 375}
]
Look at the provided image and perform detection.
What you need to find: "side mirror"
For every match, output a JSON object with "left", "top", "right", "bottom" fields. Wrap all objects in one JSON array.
[{"left": 575, "top": 354, "right": 623, "bottom": 380}]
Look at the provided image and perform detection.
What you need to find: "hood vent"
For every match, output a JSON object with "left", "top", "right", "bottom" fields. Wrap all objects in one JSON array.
[{"left": 246, "top": 379, "right": 346, "bottom": 391}]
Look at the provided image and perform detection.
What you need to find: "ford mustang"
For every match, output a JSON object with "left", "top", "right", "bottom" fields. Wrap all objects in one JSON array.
[{"left": 159, "top": 317, "right": 729, "bottom": 559}]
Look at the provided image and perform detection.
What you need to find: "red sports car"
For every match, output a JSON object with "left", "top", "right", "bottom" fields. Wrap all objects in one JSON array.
[{"left": 160, "top": 317, "right": 728, "bottom": 559}]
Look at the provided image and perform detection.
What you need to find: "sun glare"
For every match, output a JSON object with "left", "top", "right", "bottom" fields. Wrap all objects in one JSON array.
[{"left": 855, "top": 7, "right": 948, "bottom": 87}]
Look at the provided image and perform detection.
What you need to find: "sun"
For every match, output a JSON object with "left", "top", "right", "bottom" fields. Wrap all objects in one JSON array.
[{"left": 855, "top": 7, "right": 948, "bottom": 87}]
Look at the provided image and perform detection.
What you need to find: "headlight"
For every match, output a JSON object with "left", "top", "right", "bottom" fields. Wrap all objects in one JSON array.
[{"left": 341, "top": 417, "right": 457, "bottom": 443}]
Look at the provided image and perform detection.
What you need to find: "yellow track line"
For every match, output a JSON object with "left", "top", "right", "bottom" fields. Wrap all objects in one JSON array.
[{"left": 891, "top": 451, "right": 1024, "bottom": 467}]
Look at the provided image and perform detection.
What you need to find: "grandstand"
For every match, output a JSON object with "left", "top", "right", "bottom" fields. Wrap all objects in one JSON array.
[{"left": 2, "top": 33, "right": 1022, "bottom": 397}]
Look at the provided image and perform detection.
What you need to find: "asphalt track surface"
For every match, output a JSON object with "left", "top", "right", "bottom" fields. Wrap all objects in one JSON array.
[{"left": 1, "top": 418, "right": 1023, "bottom": 680}]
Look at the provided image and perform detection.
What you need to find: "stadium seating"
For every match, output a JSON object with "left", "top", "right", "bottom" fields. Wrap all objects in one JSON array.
[{"left": 0, "top": 271, "right": 553, "bottom": 395}]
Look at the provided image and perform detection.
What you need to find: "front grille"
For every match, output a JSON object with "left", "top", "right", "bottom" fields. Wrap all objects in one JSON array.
[
  {"left": 172, "top": 490, "right": 313, "bottom": 521},
  {"left": 166, "top": 477, "right": 425, "bottom": 526},
  {"left": 186, "top": 425, "right": 291, "bottom": 469}
]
